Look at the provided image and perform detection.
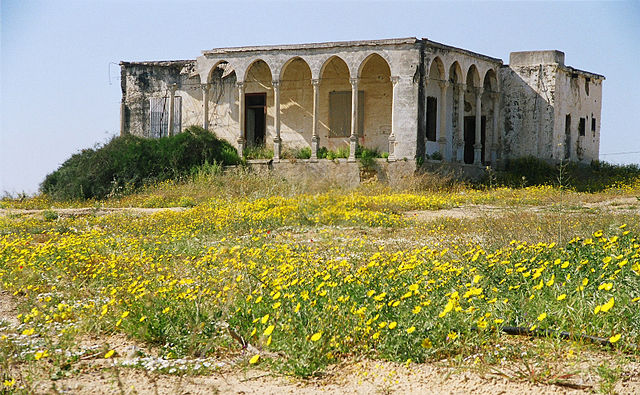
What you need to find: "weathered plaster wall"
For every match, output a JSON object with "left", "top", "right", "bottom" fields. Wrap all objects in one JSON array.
[
  {"left": 246, "top": 159, "right": 418, "bottom": 188},
  {"left": 553, "top": 70, "right": 603, "bottom": 162},
  {"left": 500, "top": 60, "right": 558, "bottom": 161},
  {"left": 500, "top": 50, "right": 603, "bottom": 163},
  {"left": 121, "top": 61, "right": 198, "bottom": 137}
]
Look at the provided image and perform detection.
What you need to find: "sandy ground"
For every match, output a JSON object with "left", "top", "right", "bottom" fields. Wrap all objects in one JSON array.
[{"left": 2, "top": 286, "right": 640, "bottom": 394}]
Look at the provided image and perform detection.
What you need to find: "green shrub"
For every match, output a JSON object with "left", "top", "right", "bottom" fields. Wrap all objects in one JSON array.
[
  {"left": 326, "top": 146, "right": 349, "bottom": 160},
  {"left": 356, "top": 146, "right": 380, "bottom": 169},
  {"left": 293, "top": 147, "right": 311, "bottom": 159},
  {"left": 40, "top": 126, "right": 240, "bottom": 200},
  {"left": 42, "top": 210, "right": 59, "bottom": 221},
  {"left": 317, "top": 147, "right": 329, "bottom": 159},
  {"left": 486, "top": 156, "right": 640, "bottom": 192}
]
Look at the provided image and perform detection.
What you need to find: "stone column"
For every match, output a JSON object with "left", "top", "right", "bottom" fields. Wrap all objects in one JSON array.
[
  {"left": 310, "top": 79, "right": 320, "bottom": 162},
  {"left": 474, "top": 87, "right": 483, "bottom": 165},
  {"left": 236, "top": 82, "right": 246, "bottom": 156},
  {"left": 457, "top": 83, "right": 465, "bottom": 162},
  {"left": 272, "top": 80, "right": 281, "bottom": 162},
  {"left": 438, "top": 80, "right": 449, "bottom": 160},
  {"left": 491, "top": 91, "right": 500, "bottom": 165},
  {"left": 201, "top": 83, "right": 209, "bottom": 130},
  {"left": 388, "top": 76, "right": 400, "bottom": 161},
  {"left": 119, "top": 101, "right": 126, "bottom": 135},
  {"left": 168, "top": 83, "right": 177, "bottom": 137},
  {"left": 348, "top": 77, "right": 359, "bottom": 162}
]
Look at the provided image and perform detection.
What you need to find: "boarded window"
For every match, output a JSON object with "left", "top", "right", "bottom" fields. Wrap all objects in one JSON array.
[
  {"left": 150, "top": 96, "right": 182, "bottom": 138},
  {"left": 426, "top": 96, "right": 437, "bottom": 142},
  {"left": 329, "top": 91, "right": 364, "bottom": 137},
  {"left": 579, "top": 117, "right": 586, "bottom": 137}
]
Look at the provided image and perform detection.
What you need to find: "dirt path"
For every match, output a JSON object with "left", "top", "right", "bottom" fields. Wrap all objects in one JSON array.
[
  {"left": 405, "top": 196, "right": 639, "bottom": 222},
  {"left": 0, "top": 206, "right": 188, "bottom": 218}
]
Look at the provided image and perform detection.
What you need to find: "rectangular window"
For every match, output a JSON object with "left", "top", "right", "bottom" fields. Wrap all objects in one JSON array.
[
  {"left": 329, "top": 91, "right": 364, "bottom": 137},
  {"left": 150, "top": 96, "right": 181, "bottom": 138},
  {"left": 426, "top": 96, "right": 437, "bottom": 142},
  {"left": 578, "top": 117, "right": 586, "bottom": 137},
  {"left": 591, "top": 117, "right": 596, "bottom": 132}
]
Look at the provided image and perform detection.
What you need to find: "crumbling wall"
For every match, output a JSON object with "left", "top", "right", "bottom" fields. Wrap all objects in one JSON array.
[
  {"left": 553, "top": 70, "right": 603, "bottom": 163},
  {"left": 120, "top": 60, "right": 199, "bottom": 137},
  {"left": 500, "top": 54, "right": 558, "bottom": 161}
]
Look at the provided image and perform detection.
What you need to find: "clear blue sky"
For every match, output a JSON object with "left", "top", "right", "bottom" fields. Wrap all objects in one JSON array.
[{"left": 2, "top": 0, "right": 639, "bottom": 194}]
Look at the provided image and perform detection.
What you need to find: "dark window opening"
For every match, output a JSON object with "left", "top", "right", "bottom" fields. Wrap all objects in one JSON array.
[
  {"left": 245, "top": 93, "right": 267, "bottom": 146},
  {"left": 591, "top": 118, "right": 596, "bottom": 132},
  {"left": 564, "top": 114, "right": 571, "bottom": 160},
  {"left": 579, "top": 117, "right": 586, "bottom": 137},
  {"left": 426, "top": 96, "right": 437, "bottom": 142}
]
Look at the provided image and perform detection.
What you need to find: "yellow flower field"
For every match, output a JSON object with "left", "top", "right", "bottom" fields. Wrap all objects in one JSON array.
[{"left": 1, "top": 187, "right": 639, "bottom": 384}]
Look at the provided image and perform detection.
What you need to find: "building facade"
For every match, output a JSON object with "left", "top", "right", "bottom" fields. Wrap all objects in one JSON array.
[{"left": 120, "top": 37, "right": 604, "bottom": 165}]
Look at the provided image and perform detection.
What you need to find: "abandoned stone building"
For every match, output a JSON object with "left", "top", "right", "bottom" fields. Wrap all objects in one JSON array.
[{"left": 120, "top": 37, "right": 604, "bottom": 168}]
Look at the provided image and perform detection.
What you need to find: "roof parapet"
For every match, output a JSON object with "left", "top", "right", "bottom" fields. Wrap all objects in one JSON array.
[{"left": 509, "top": 50, "right": 565, "bottom": 66}]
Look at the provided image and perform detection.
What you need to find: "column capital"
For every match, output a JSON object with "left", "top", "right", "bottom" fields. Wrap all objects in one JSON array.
[
  {"left": 474, "top": 86, "right": 484, "bottom": 95},
  {"left": 236, "top": 81, "right": 245, "bottom": 90},
  {"left": 349, "top": 77, "right": 359, "bottom": 87},
  {"left": 201, "top": 83, "right": 210, "bottom": 91},
  {"left": 456, "top": 82, "right": 466, "bottom": 90},
  {"left": 438, "top": 80, "right": 450, "bottom": 90},
  {"left": 390, "top": 76, "right": 400, "bottom": 85},
  {"left": 490, "top": 91, "right": 500, "bottom": 100},
  {"left": 272, "top": 80, "right": 280, "bottom": 89},
  {"left": 170, "top": 83, "right": 178, "bottom": 92},
  {"left": 311, "top": 78, "right": 320, "bottom": 87}
]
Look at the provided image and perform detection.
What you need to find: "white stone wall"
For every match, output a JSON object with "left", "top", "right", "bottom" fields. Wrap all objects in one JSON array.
[
  {"left": 500, "top": 51, "right": 603, "bottom": 163},
  {"left": 553, "top": 70, "right": 603, "bottom": 162}
]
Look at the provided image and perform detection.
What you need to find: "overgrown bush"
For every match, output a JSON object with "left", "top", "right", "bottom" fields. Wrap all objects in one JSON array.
[
  {"left": 488, "top": 156, "right": 640, "bottom": 192},
  {"left": 40, "top": 126, "right": 240, "bottom": 200}
]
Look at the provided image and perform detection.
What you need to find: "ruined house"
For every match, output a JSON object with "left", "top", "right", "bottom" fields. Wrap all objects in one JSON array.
[{"left": 120, "top": 37, "right": 603, "bottom": 169}]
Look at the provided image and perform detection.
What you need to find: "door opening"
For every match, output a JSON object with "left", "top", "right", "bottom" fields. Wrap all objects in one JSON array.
[
  {"left": 463, "top": 116, "right": 486, "bottom": 164},
  {"left": 245, "top": 93, "right": 267, "bottom": 146}
]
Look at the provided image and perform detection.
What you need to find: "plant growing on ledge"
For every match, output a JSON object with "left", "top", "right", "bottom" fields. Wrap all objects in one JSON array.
[{"left": 243, "top": 145, "right": 274, "bottom": 160}]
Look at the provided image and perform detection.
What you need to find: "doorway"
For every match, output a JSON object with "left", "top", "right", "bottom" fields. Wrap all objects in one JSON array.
[
  {"left": 463, "top": 116, "right": 486, "bottom": 164},
  {"left": 245, "top": 93, "right": 266, "bottom": 146}
]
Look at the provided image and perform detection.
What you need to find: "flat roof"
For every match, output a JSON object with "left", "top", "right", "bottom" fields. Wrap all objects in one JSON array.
[{"left": 202, "top": 37, "right": 419, "bottom": 55}]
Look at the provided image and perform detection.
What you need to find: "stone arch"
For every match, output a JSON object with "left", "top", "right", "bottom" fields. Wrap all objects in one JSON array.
[
  {"left": 356, "top": 52, "right": 393, "bottom": 78},
  {"left": 244, "top": 59, "right": 273, "bottom": 147},
  {"left": 279, "top": 57, "right": 313, "bottom": 148},
  {"left": 483, "top": 68, "right": 497, "bottom": 92},
  {"left": 448, "top": 61, "right": 464, "bottom": 84},
  {"left": 466, "top": 64, "right": 481, "bottom": 88},
  {"left": 206, "top": 59, "right": 237, "bottom": 84},
  {"left": 243, "top": 58, "right": 274, "bottom": 83},
  {"left": 279, "top": 56, "right": 312, "bottom": 81},
  {"left": 429, "top": 56, "right": 446, "bottom": 81},
  {"left": 319, "top": 55, "right": 351, "bottom": 80},
  {"left": 318, "top": 55, "right": 352, "bottom": 150},
  {"left": 358, "top": 53, "right": 392, "bottom": 152}
]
